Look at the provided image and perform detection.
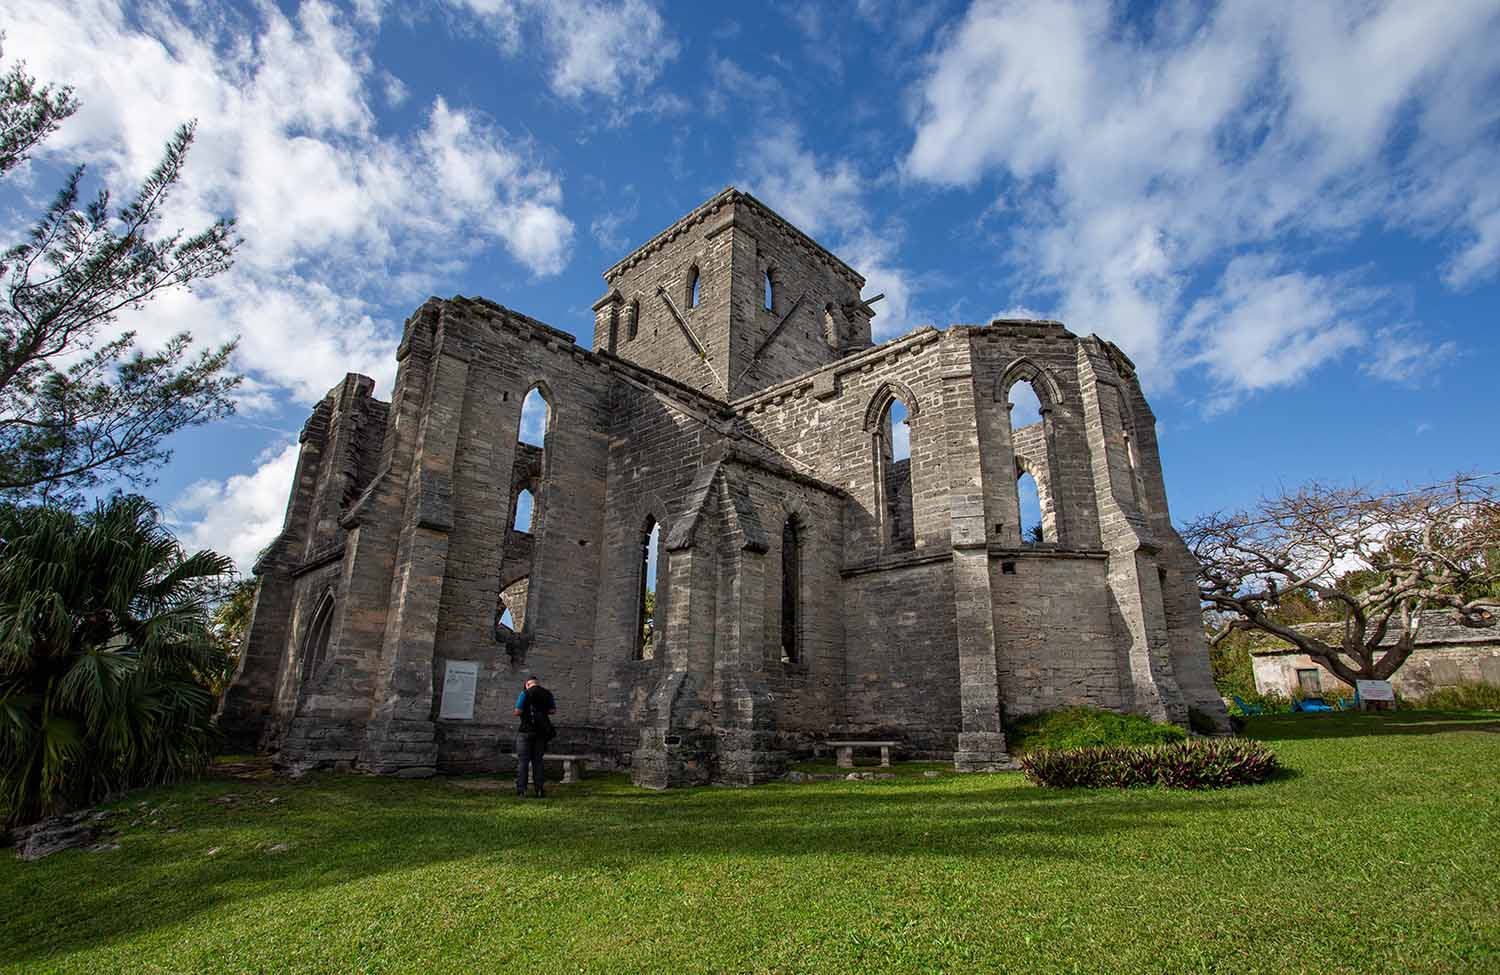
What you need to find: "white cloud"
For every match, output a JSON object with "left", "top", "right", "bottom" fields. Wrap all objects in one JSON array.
[
  {"left": 904, "top": 0, "right": 1500, "bottom": 403},
  {"left": 543, "top": 0, "right": 678, "bottom": 99},
  {"left": 1361, "top": 326, "right": 1457, "bottom": 384},
  {"left": 590, "top": 202, "right": 637, "bottom": 252},
  {"left": 2, "top": 0, "right": 575, "bottom": 403},
  {"left": 381, "top": 70, "right": 409, "bottom": 107},
  {"left": 168, "top": 441, "right": 301, "bottom": 574},
  {"left": 708, "top": 58, "right": 783, "bottom": 117},
  {"left": 444, "top": 0, "right": 678, "bottom": 100},
  {"left": 446, "top": 0, "right": 524, "bottom": 49},
  {"left": 1180, "top": 256, "right": 1367, "bottom": 413},
  {"left": 739, "top": 125, "right": 863, "bottom": 238}
]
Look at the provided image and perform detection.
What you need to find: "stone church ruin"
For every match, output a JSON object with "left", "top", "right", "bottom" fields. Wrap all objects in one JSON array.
[{"left": 219, "top": 188, "right": 1227, "bottom": 787}]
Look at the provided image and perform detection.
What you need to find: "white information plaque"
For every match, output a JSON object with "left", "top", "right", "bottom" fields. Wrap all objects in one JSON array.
[
  {"left": 1356, "top": 679, "right": 1394, "bottom": 702},
  {"left": 439, "top": 660, "right": 480, "bottom": 720}
]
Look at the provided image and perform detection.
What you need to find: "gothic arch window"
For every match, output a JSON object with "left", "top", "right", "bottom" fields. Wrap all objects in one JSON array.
[
  {"left": 686, "top": 265, "right": 701, "bottom": 309},
  {"left": 518, "top": 385, "right": 550, "bottom": 447},
  {"left": 867, "top": 386, "right": 916, "bottom": 552},
  {"left": 627, "top": 298, "right": 640, "bottom": 341},
  {"left": 1015, "top": 458, "right": 1048, "bottom": 545},
  {"left": 1112, "top": 386, "right": 1149, "bottom": 514},
  {"left": 823, "top": 303, "right": 838, "bottom": 350},
  {"left": 764, "top": 270, "right": 774, "bottom": 312},
  {"left": 635, "top": 517, "right": 662, "bottom": 661},
  {"left": 996, "top": 357, "right": 1064, "bottom": 411},
  {"left": 300, "top": 591, "right": 335, "bottom": 685},
  {"left": 512, "top": 486, "right": 535, "bottom": 533},
  {"left": 499, "top": 385, "right": 552, "bottom": 646},
  {"left": 1005, "top": 378, "right": 1057, "bottom": 545},
  {"left": 497, "top": 575, "right": 529, "bottom": 634},
  {"left": 781, "top": 515, "right": 801, "bottom": 663}
]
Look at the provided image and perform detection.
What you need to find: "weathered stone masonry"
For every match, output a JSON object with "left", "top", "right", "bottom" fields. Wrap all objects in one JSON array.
[{"left": 220, "top": 188, "right": 1227, "bottom": 786}]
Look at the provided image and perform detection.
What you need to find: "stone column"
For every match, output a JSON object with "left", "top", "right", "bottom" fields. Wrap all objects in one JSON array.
[
  {"left": 713, "top": 470, "right": 784, "bottom": 785},
  {"left": 217, "top": 402, "right": 330, "bottom": 751},
  {"left": 1077, "top": 343, "right": 1182, "bottom": 724},
  {"left": 360, "top": 323, "right": 471, "bottom": 775},
  {"left": 216, "top": 573, "right": 293, "bottom": 752},
  {"left": 632, "top": 462, "right": 723, "bottom": 787},
  {"left": 942, "top": 360, "right": 1012, "bottom": 770},
  {"left": 632, "top": 542, "right": 717, "bottom": 788}
]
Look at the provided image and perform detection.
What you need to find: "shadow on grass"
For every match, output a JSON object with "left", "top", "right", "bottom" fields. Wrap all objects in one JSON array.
[
  {"left": 1, "top": 770, "right": 1260, "bottom": 966},
  {"left": 1244, "top": 709, "right": 1500, "bottom": 742}
]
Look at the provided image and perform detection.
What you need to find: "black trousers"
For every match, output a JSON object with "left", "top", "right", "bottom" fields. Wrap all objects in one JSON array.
[{"left": 515, "top": 732, "right": 545, "bottom": 794}]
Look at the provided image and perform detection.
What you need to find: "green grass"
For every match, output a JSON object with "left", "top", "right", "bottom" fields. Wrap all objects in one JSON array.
[
  {"left": 3, "top": 711, "right": 1498, "bottom": 974},
  {"left": 1006, "top": 705, "right": 1187, "bottom": 753}
]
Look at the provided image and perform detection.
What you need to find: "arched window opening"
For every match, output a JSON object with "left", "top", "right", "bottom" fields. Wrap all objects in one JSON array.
[
  {"left": 607, "top": 304, "right": 619, "bottom": 353},
  {"left": 1009, "top": 379, "right": 1043, "bottom": 427},
  {"left": 687, "top": 266, "right": 700, "bottom": 308},
  {"left": 499, "top": 576, "right": 530, "bottom": 633},
  {"left": 512, "top": 488, "right": 534, "bottom": 533},
  {"left": 879, "top": 398, "right": 915, "bottom": 551},
  {"left": 499, "top": 384, "right": 551, "bottom": 648},
  {"left": 300, "top": 593, "right": 335, "bottom": 684},
  {"left": 781, "top": 517, "right": 801, "bottom": 663},
  {"left": 890, "top": 400, "right": 911, "bottom": 463},
  {"left": 1007, "top": 379, "right": 1055, "bottom": 545},
  {"left": 518, "top": 387, "right": 549, "bottom": 447},
  {"left": 764, "top": 270, "right": 774, "bottom": 311},
  {"left": 1115, "top": 388, "right": 1149, "bottom": 514},
  {"left": 823, "top": 303, "right": 838, "bottom": 350},
  {"left": 1017, "top": 467, "right": 1045, "bottom": 544},
  {"left": 1123, "top": 430, "right": 1143, "bottom": 508},
  {"left": 635, "top": 519, "right": 661, "bottom": 660},
  {"left": 627, "top": 299, "right": 640, "bottom": 340}
]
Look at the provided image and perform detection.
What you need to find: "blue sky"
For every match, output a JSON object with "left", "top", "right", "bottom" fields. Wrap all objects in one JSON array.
[{"left": 2, "top": 0, "right": 1497, "bottom": 570}]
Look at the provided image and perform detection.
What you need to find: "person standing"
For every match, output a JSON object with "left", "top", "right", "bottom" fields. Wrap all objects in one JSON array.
[{"left": 514, "top": 675, "right": 556, "bottom": 798}]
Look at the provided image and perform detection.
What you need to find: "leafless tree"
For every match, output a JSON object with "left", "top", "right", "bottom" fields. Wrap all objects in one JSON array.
[{"left": 1185, "top": 476, "right": 1500, "bottom": 686}]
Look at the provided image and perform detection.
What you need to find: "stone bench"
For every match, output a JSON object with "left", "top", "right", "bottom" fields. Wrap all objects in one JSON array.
[
  {"left": 543, "top": 754, "right": 591, "bottom": 783},
  {"left": 827, "top": 740, "right": 899, "bottom": 769}
]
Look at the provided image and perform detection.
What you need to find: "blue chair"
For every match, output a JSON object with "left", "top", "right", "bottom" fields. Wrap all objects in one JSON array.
[
  {"left": 1232, "top": 695, "right": 1264, "bottom": 716},
  {"left": 1293, "top": 698, "right": 1333, "bottom": 713}
]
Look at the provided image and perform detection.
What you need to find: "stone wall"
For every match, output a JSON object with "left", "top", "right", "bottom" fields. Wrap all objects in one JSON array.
[{"left": 1253, "top": 619, "right": 1500, "bottom": 699}]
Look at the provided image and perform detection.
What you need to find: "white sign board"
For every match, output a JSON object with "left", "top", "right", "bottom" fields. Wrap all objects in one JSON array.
[
  {"left": 1356, "top": 679, "right": 1395, "bottom": 702},
  {"left": 439, "top": 660, "right": 480, "bottom": 720}
]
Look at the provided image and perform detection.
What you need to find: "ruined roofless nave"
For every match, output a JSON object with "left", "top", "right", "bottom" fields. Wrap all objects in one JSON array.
[{"left": 219, "top": 187, "right": 1227, "bottom": 787}]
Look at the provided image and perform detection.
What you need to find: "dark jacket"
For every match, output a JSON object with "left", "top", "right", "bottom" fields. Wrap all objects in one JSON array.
[{"left": 518, "top": 686, "right": 557, "bottom": 736}]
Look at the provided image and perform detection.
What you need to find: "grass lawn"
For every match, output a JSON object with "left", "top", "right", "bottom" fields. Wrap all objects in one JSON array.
[{"left": 3, "top": 711, "right": 1497, "bottom": 974}]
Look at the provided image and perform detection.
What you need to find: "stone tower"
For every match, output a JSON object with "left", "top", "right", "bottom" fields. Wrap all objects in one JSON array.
[
  {"left": 220, "top": 187, "right": 1227, "bottom": 786},
  {"left": 591, "top": 188, "right": 876, "bottom": 400}
]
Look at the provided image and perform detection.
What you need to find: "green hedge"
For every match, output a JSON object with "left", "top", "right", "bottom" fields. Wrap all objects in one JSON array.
[
  {"left": 1006, "top": 706, "right": 1187, "bottom": 754},
  {"left": 1406, "top": 681, "right": 1500, "bottom": 711},
  {"left": 1020, "top": 739, "right": 1281, "bottom": 790}
]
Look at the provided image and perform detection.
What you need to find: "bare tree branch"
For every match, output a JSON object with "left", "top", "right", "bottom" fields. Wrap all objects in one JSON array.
[{"left": 1186, "top": 477, "right": 1500, "bottom": 686}]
